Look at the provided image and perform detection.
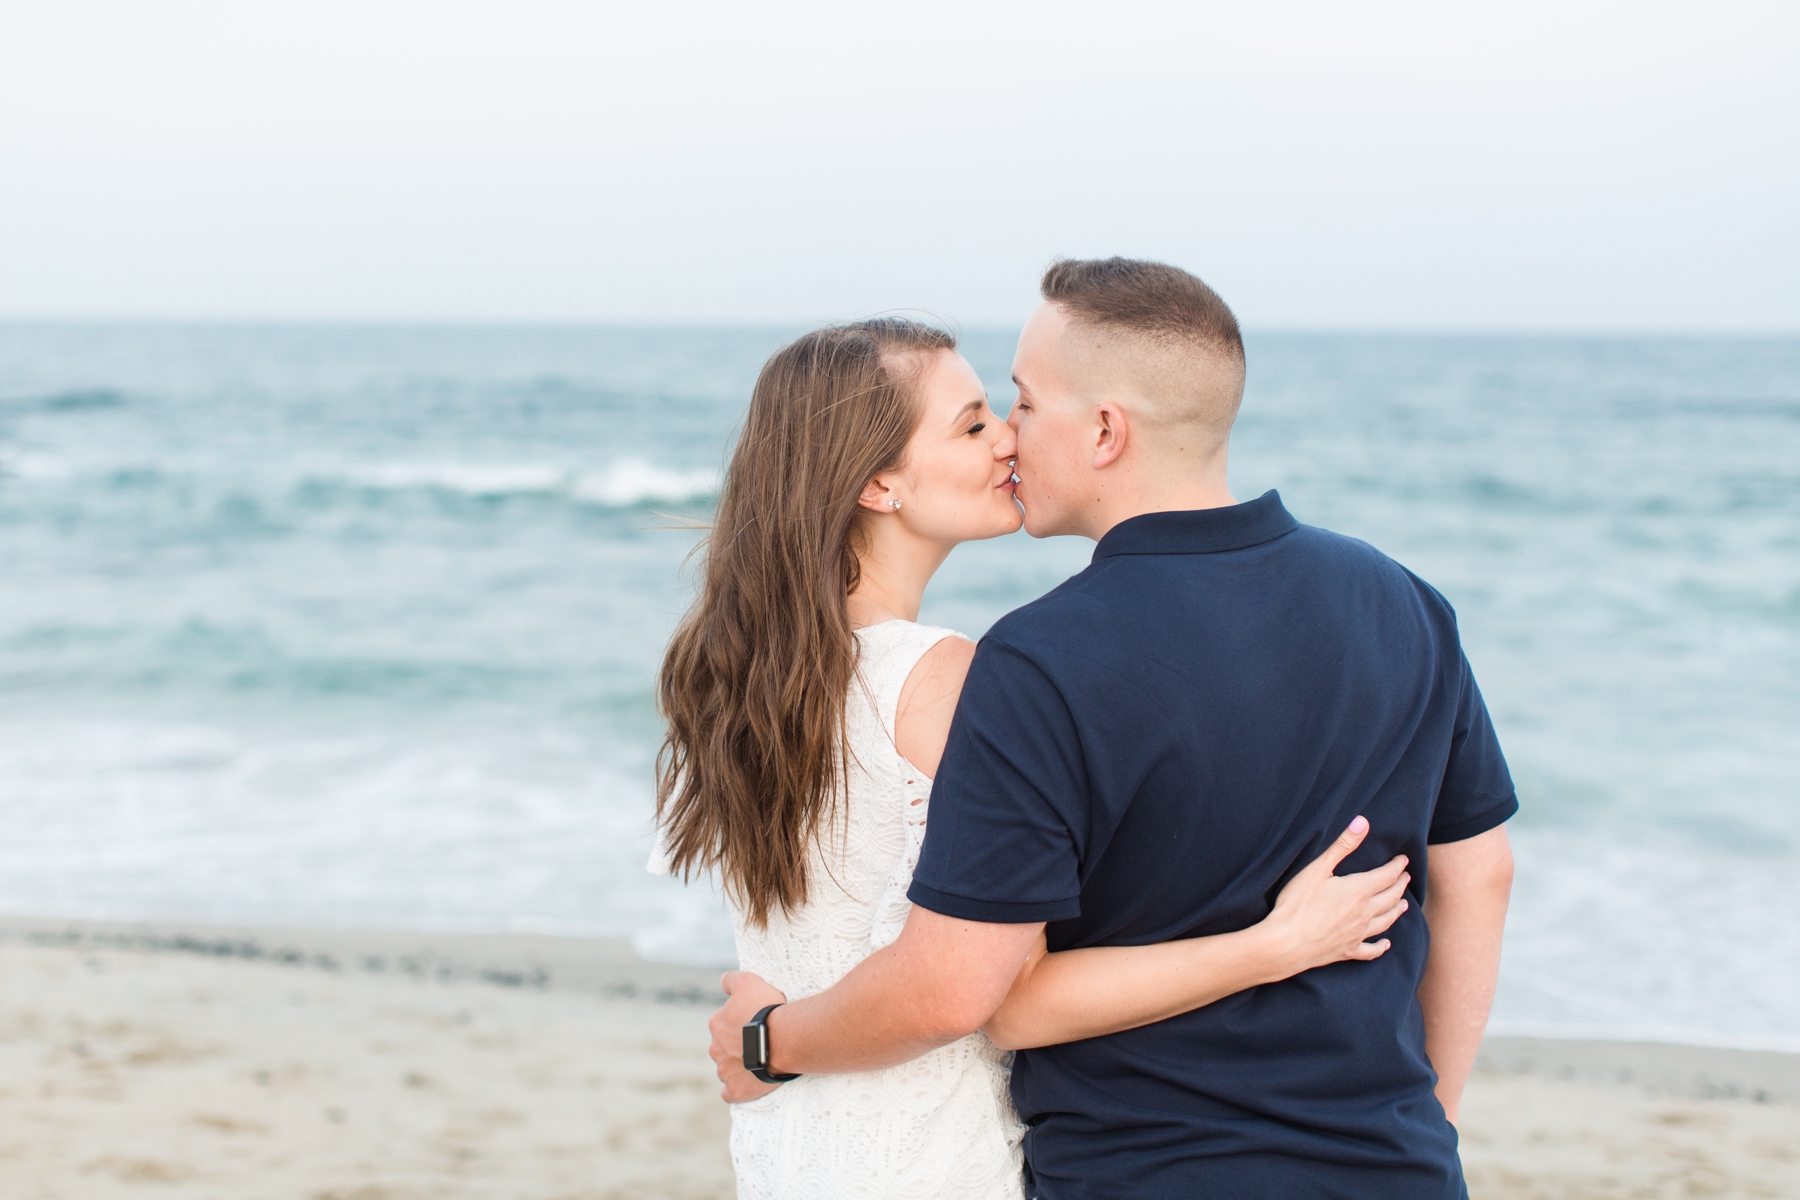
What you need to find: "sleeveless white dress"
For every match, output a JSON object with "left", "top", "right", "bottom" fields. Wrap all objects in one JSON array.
[{"left": 676, "top": 620, "right": 1026, "bottom": 1200}]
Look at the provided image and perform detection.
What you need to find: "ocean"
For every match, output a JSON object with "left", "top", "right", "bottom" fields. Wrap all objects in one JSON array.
[{"left": 1, "top": 323, "right": 1795, "bottom": 1051}]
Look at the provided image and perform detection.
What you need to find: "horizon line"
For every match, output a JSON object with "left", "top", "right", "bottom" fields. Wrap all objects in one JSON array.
[{"left": 2, "top": 314, "right": 1797, "bottom": 339}]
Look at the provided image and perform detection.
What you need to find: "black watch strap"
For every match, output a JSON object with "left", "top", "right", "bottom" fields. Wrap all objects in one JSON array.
[{"left": 742, "top": 1003, "right": 802, "bottom": 1084}]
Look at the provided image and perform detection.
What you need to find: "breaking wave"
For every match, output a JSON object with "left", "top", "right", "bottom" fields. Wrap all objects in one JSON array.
[
  {"left": 0, "top": 453, "right": 719, "bottom": 511},
  {"left": 348, "top": 459, "right": 719, "bottom": 506}
]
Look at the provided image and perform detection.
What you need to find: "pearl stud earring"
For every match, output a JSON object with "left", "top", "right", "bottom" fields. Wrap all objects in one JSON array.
[{"left": 889, "top": 498, "right": 902, "bottom": 510}]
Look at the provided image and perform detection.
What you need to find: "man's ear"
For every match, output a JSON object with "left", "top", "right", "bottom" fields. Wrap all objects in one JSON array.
[
  {"left": 857, "top": 475, "right": 895, "bottom": 514},
  {"left": 1092, "top": 402, "right": 1129, "bottom": 470}
]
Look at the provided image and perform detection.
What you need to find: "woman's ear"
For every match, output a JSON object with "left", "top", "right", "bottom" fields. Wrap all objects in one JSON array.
[{"left": 857, "top": 475, "right": 896, "bottom": 514}]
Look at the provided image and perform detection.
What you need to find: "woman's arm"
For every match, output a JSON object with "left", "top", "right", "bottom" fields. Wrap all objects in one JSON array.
[
  {"left": 982, "top": 817, "right": 1410, "bottom": 1051},
  {"left": 892, "top": 643, "right": 1410, "bottom": 1055}
]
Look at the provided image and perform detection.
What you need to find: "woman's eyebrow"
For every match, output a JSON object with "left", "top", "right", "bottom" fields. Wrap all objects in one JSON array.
[{"left": 947, "top": 398, "right": 984, "bottom": 425}]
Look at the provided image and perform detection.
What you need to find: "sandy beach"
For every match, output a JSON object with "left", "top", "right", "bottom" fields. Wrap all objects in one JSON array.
[{"left": 2, "top": 918, "right": 1795, "bottom": 1200}]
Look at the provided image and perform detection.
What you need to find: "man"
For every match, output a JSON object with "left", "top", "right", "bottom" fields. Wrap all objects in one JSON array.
[{"left": 709, "top": 258, "right": 1516, "bottom": 1198}]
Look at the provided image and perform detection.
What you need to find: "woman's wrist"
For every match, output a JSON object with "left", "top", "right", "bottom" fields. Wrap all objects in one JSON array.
[
  {"left": 1233, "top": 920, "right": 1304, "bottom": 989},
  {"left": 765, "top": 1002, "right": 799, "bottom": 1076}
]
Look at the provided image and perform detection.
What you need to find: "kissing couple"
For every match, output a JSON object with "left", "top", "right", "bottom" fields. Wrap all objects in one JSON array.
[{"left": 652, "top": 258, "right": 1517, "bottom": 1199}]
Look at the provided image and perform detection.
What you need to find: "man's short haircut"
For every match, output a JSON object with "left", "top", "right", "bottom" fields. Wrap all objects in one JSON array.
[
  {"left": 1039, "top": 257, "right": 1245, "bottom": 448},
  {"left": 1040, "top": 257, "right": 1243, "bottom": 367}
]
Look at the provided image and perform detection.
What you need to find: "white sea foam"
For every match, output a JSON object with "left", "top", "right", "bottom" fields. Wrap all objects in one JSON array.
[
  {"left": 570, "top": 460, "right": 719, "bottom": 506},
  {"left": 349, "top": 459, "right": 717, "bottom": 506},
  {"left": 0, "top": 451, "right": 75, "bottom": 481},
  {"left": 0, "top": 454, "right": 719, "bottom": 507},
  {"left": 0, "top": 717, "right": 719, "bottom": 952},
  {"left": 357, "top": 463, "right": 568, "bottom": 495}
]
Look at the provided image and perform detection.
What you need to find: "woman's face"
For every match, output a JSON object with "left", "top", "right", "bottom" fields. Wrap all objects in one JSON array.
[{"left": 876, "top": 350, "right": 1021, "bottom": 545}]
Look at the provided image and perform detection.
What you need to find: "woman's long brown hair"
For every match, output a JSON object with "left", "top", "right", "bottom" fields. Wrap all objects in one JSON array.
[{"left": 655, "top": 318, "right": 956, "bottom": 928}]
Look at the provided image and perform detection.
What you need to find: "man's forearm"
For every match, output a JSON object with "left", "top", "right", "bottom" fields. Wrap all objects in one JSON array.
[
  {"left": 1417, "top": 826, "right": 1513, "bottom": 1124},
  {"left": 765, "top": 909, "right": 1043, "bottom": 1076}
]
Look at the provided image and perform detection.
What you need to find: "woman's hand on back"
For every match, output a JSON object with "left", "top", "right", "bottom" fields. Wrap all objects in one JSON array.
[
  {"left": 1258, "top": 816, "right": 1410, "bottom": 976},
  {"left": 981, "top": 816, "right": 1411, "bottom": 1052}
]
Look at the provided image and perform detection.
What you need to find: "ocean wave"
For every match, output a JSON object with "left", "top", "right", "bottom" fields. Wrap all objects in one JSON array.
[
  {"left": 0, "top": 455, "right": 719, "bottom": 508},
  {"left": 349, "top": 459, "right": 718, "bottom": 506},
  {"left": 41, "top": 389, "right": 127, "bottom": 412},
  {"left": 0, "top": 389, "right": 127, "bottom": 414}
]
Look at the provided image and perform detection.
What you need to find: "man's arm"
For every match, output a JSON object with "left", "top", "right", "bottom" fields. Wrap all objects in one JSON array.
[
  {"left": 708, "top": 905, "right": 1042, "bottom": 1089},
  {"left": 1417, "top": 823, "right": 1513, "bottom": 1124}
]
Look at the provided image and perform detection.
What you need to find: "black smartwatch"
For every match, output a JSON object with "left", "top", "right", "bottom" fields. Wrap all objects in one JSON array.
[{"left": 742, "top": 1003, "right": 803, "bottom": 1085}]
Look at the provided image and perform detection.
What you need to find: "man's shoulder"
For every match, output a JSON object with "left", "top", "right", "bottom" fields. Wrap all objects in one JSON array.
[
  {"left": 982, "top": 522, "right": 1461, "bottom": 648},
  {"left": 981, "top": 564, "right": 1113, "bottom": 655},
  {"left": 1289, "top": 519, "right": 1402, "bottom": 569},
  {"left": 1290, "top": 522, "right": 1460, "bottom": 618}
]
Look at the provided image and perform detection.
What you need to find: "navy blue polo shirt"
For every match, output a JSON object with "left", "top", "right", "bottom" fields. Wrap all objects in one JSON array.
[{"left": 909, "top": 491, "right": 1516, "bottom": 1200}]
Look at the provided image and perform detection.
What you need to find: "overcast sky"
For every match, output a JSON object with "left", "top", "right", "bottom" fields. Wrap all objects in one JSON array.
[{"left": 2, "top": 1, "right": 1795, "bottom": 329}]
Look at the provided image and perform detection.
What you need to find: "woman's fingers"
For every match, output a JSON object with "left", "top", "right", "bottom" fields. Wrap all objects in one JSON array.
[
  {"left": 1368, "top": 872, "right": 1411, "bottom": 912},
  {"left": 1365, "top": 899, "right": 1409, "bottom": 938},
  {"left": 1311, "top": 815, "right": 1371, "bottom": 874},
  {"left": 1344, "top": 854, "right": 1409, "bottom": 895},
  {"left": 1347, "top": 938, "right": 1392, "bottom": 961}
]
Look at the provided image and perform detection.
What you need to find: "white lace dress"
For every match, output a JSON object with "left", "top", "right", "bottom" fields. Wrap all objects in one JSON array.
[{"left": 668, "top": 620, "right": 1026, "bottom": 1200}]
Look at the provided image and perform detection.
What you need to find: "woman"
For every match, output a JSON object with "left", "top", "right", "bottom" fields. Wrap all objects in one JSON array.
[{"left": 654, "top": 319, "right": 1409, "bottom": 1199}]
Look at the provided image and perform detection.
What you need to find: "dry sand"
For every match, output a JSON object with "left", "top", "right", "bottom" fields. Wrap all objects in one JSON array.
[
  {"left": 0, "top": 919, "right": 731, "bottom": 1200},
  {"left": 1462, "top": 1040, "right": 1799, "bottom": 1199},
  {"left": 1, "top": 918, "right": 1795, "bottom": 1200}
]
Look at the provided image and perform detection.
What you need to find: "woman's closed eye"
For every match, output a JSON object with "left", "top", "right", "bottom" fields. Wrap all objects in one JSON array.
[{"left": 966, "top": 422, "right": 986, "bottom": 435}]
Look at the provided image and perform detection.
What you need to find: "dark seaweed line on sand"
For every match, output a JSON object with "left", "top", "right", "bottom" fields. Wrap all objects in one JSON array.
[{"left": 0, "top": 920, "right": 721, "bottom": 1006}]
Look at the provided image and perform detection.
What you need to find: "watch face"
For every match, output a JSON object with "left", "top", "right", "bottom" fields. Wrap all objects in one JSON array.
[{"left": 742, "top": 1022, "right": 767, "bottom": 1070}]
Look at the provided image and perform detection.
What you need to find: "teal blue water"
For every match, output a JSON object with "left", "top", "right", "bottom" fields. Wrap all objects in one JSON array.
[{"left": 2, "top": 324, "right": 1796, "bottom": 1048}]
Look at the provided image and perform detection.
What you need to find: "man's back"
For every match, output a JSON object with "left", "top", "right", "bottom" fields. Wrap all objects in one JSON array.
[{"left": 909, "top": 492, "right": 1516, "bottom": 1199}]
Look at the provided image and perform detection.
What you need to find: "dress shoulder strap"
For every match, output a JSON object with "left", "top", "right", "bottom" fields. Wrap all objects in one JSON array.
[{"left": 853, "top": 620, "right": 965, "bottom": 742}]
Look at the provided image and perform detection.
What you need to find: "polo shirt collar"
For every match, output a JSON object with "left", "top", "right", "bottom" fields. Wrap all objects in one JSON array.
[{"left": 1092, "top": 490, "right": 1298, "bottom": 559}]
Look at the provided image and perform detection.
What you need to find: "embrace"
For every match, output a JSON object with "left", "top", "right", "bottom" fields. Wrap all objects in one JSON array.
[{"left": 653, "top": 259, "right": 1517, "bottom": 1198}]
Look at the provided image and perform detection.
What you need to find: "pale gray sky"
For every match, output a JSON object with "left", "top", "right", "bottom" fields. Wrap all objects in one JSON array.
[{"left": 2, "top": 1, "right": 1795, "bottom": 328}]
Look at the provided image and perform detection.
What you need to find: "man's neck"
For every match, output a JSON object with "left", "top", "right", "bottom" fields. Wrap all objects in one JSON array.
[{"left": 1082, "top": 461, "right": 1236, "bottom": 542}]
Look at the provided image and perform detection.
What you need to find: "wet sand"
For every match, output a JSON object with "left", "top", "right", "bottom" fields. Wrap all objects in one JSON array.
[{"left": 1, "top": 917, "right": 1795, "bottom": 1199}]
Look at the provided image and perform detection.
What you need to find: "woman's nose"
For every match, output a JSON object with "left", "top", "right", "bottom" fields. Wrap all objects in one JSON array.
[{"left": 992, "top": 419, "right": 1017, "bottom": 461}]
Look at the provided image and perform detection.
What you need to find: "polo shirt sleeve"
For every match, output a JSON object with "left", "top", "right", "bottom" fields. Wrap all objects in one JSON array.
[
  {"left": 907, "top": 638, "right": 1087, "bottom": 924},
  {"left": 1428, "top": 650, "right": 1518, "bottom": 844}
]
